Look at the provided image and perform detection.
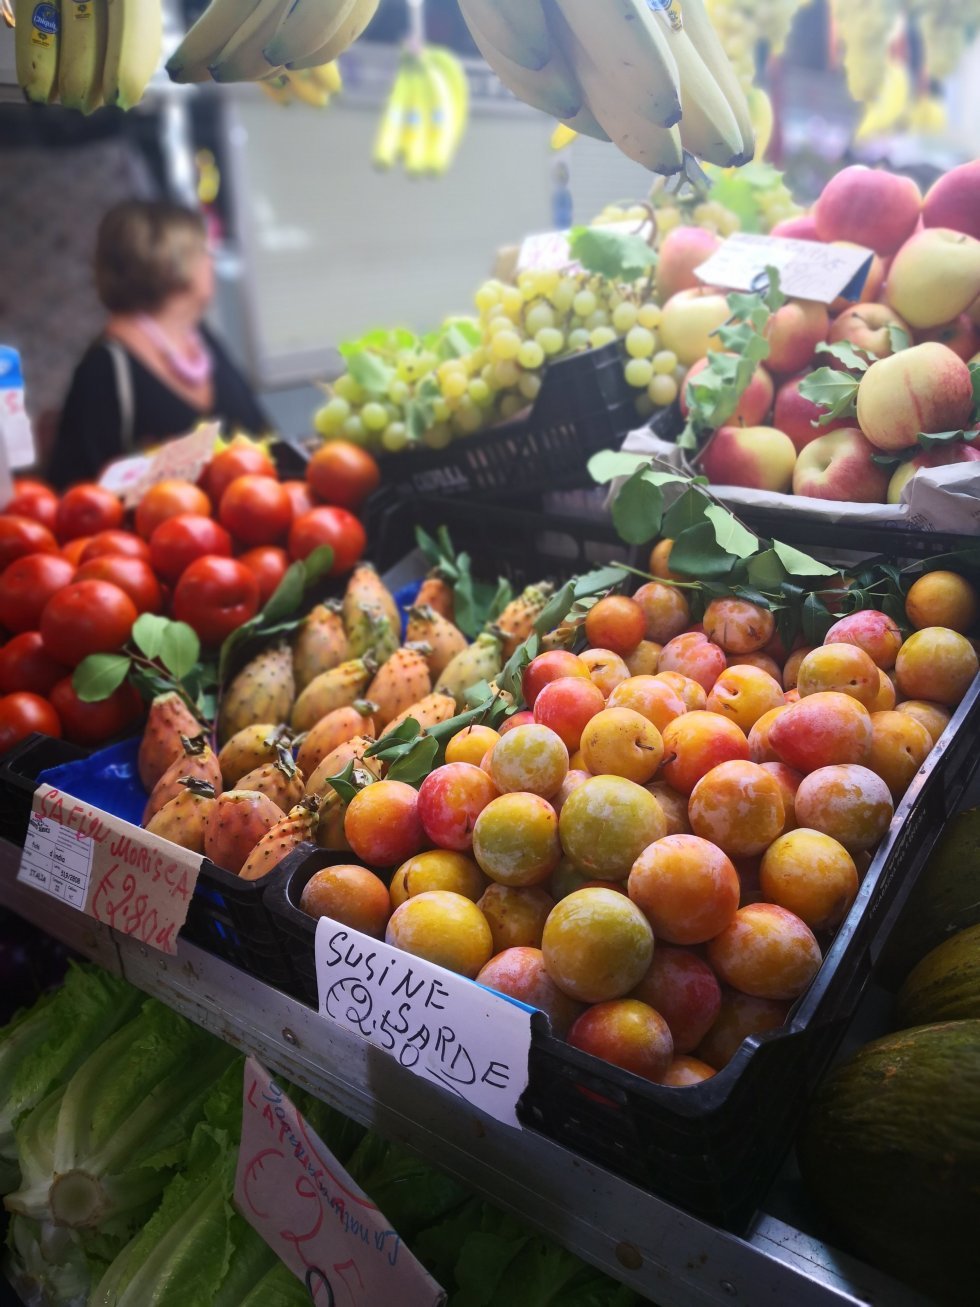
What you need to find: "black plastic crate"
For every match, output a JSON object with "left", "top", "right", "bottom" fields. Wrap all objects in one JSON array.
[{"left": 375, "top": 343, "right": 647, "bottom": 500}]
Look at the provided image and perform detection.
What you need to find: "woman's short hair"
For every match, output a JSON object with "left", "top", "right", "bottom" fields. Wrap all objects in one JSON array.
[{"left": 95, "top": 201, "right": 207, "bottom": 313}]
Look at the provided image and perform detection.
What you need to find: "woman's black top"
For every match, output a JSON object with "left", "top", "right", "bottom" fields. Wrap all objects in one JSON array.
[{"left": 47, "top": 327, "right": 269, "bottom": 489}]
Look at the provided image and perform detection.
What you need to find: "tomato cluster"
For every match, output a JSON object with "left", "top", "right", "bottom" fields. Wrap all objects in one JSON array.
[{"left": 0, "top": 438, "right": 377, "bottom": 751}]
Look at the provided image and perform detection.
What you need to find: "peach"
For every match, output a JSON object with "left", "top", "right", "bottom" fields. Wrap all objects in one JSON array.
[
  {"left": 628, "top": 833, "right": 740, "bottom": 945},
  {"left": 625, "top": 640, "right": 663, "bottom": 676},
  {"left": 630, "top": 945, "right": 722, "bottom": 1053},
  {"left": 896, "top": 699, "right": 952, "bottom": 746},
  {"left": 299, "top": 864, "right": 391, "bottom": 938},
  {"left": 707, "top": 903, "right": 822, "bottom": 1000},
  {"left": 580, "top": 648, "right": 631, "bottom": 698},
  {"left": 792, "top": 428, "right": 890, "bottom": 502},
  {"left": 649, "top": 538, "right": 682, "bottom": 583},
  {"left": 655, "top": 225, "right": 722, "bottom": 301},
  {"left": 663, "top": 1056, "right": 716, "bottom": 1086},
  {"left": 764, "top": 299, "right": 830, "bottom": 375},
  {"left": 813, "top": 165, "right": 922, "bottom": 256},
  {"left": 915, "top": 313, "right": 979, "bottom": 363},
  {"left": 580, "top": 707, "right": 664, "bottom": 784},
  {"left": 796, "top": 643, "right": 880, "bottom": 707},
  {"left": 472, "top": 792, "right": 562, "bottom": 887},
  {"left": 773, "top": 375, "right": 851, "bottom": 455},
  {"left": 824, "top": 610, "right": 903, "bottom": 670},
  {"left": 568, "top": 999, "right": 673, "bottom": 1083},
  {"left": 895, "top": 627, "right": 979, "bottom": 706},
  {"left": 703, "top": 598, "right": 775, "bottom": 655},
  {"left": 782, "top": 646, "right": 814, "bottom": 690},
  {"left": 385, "top": 890, "right": 494, "bottom": 978},
  {"left": 869, "top": 668, "right": 897, "bottom": 713},
  {"left": 886, "top": 228, "right": 980, "bottom": 329},
  {"left": 688, "top": 760, "right": 786, "bottom": 858},
  {"left": 701, "top": 425, "right": 797, "bottom": 494},
  {"left": 707, "top": 665, "right": 785, "bottom": 733},
  {"left": 658, "top": 632, "right": 727, "bottom": 694},
  {"left": 660, "top": 711, "right": 750, "bottom": 795},
  {"left": 759, "top": 829, "right": 859, "bottom": 932},
  {"left": 826, "top": 303, "right": 909, "bottom": 361},
  {"left": 695, "top": 989, "right": 790, "bottom": 1069},
  {"left": 760, "top": 760, "right": 802, "bottom": 833},
  {"left": 656, "top": 670, "right": 707, "bottom": 711},
  {"left": 559, "top": 775, "right": 666, "bottom": 879},
  {"left": 541, "top": 888, "right": 655, "bottom": 1003},
  {"left": 729, "top": 652, "right": 783, "bottom": 682},
  {"left": 768, "top": 692, "right": 873, "bottom": 771},
  {"left": 748, "top": 705, "right": 791, "bottom": 762},
  {"left": 477, "top": 883, "right": 554, "bottom": 953},
  {"left": 922, "top": 159, "right": 980, "bottom": 241},
  {"left": 633, "top": 582, "right": 691, "bottom": 645},
  {"left": 868, "top": 710, "right": 934, "bottom": 800},
  {"left": 658, "top": 288, "right": 732, "bottom": 367},
  {"left": 608, "top": 675, "right": 687, "bottom": 733},
  {"left": 856, "top": 343, "right": 974, "bottom": 452},
  {"left": 682, "top": 355, "right": 774, "bottom": 426},
  {"left": 905, "top": 571, "right": 979, "bottom": 634},
  {"left": 477, "top": 946, "right": 583, "bottom": 1038},
  {"left": 887, "top": 443, "right": 980, "bottom": 505},
  {"left": 389, "top": 850, "right": 488, "bottom": 908},
  {"left": 645, "top": 781, "right": 692, "bottom": 836},
  {"left": 793, "top": 764, "right": 894, "bottom": 852}
]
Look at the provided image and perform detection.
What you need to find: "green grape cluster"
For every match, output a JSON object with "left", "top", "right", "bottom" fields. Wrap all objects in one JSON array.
[
  {"left": 706, "top": 0, "right": 812, "bottom": 90},
  {"left": 830, "top": 0, "right": 903, "bottom": 103},
  {"left": 691, "top": 200, "right": 742, "bottom": 237},
  {"left": 756, "top": 179, "right": 803, "bottom": 231},
  {"left": 910, "top": 0, "right": 980, "bottom": 80}
]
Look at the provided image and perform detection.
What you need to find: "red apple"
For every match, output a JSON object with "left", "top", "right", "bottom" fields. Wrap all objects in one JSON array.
[
  {"left": 792, "top": 429, "right": 890, "bottom": 502},
  {"left": 681, "top": 356, "right": 774, "bottom": 426},
  {"left": 764, "top": 300, "right": 830, "bottom": 375},
  {"left": 814, "top": 165, "right": 922, "bottom": 256},
  {"left": 770, "top": 214, "right": 819, "bottom": 241},
  {"left": 922, "top": 160, "right": 980, "bottom": 241},
  {"left": 887, "top": 442, "right": 980, "bottom": 504},
  {"left": 856, "top": 342, "right": 974, "bottom": 452},
  {"left": 826, "top": 303, "right": 910, "bottom": 361},
  {"left": 655, "top": 226, "right": 722, "bottom": 302},
  {"left": 914, "top": 314, "right": 979, "bottom": 363},
  {"left": 701, "top": 426, "right": 797, "bottom": 493},
  {"left": 773, "top": 375, "right": 852, "bottom": 454}
]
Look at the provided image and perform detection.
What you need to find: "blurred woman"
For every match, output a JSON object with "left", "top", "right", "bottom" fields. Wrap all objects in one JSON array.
[{"left": 48, "top": 200, "right": 268, "bottom": 487}]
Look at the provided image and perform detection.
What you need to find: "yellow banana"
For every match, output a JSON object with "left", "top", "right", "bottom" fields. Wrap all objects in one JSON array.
[
  {"left": 259, "top": 70, "right": 293, "bottom": 103},
  {"left": 458, "top": 0, "right": 550, "bottom": 72},
  {"left": 551, "top": 123, "right": 577, "bottom": 150},
  {"left": 15, "top": 0, "right": 61, "bottom": 104},
  {"left": 677, "top": 0, "right": 755, "bottom": 163},
  {"left": 305, "top": 58, "right": 342, "bottom": 94},
  {"left": 103, "top": 0, "right": 161, "bottom": 111},
  {"left": 422, "top": 48, "right": 465, "bottom": 172},
  {"left": 59, "top": 0, "right": 108, "bottom": 113},
  {"left": 426, "top": 45, "right": 468, "bottom": 151},
  {"left": 285, "top": 0, "right": 377, "bottom": 67},
  {"left": 404, "top": 61, "right": 433, "bottom": 177},
  {"left": 855, "top": 57, "right": 910, "bottom": 141},
  {"left": 284, "top": 66, "right": 330, "bottom": 106},
  {"left": 747, "top": 86, "right": 773, "bottom": 161},
  {"left": 651, "top": 0, "right": 745, "bottom": 165},
  {"left": 209, "top": 0, "right": 289, "bottom": 83},
  {"left": 374, "top": 59, "right": 413, "bottom": 168},
  {"left": 464, "top": 5, "right": 584, "bottom": 122},
  {"left": 265, "top": 0, "right": 349, "bottom": 67},
  {"left": 167, "top": 0, "right": 265, "bottom": 83}
]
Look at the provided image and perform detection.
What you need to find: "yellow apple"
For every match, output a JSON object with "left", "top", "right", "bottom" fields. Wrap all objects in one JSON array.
[
  {"left": 856, "top": 342, "right": 974, "bottom": 452},
  {"left": 659, "top": 289, "right": 731, "bottom": 367},
  {"left": 886, "top": 228, "right": 980, "bottom": 329},
  {"left": 701, "top": 426, "right": 797, "bottom": 493}
]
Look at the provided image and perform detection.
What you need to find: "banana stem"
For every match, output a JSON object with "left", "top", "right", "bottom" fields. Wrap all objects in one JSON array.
[{"left": 406, "top": 0, "right": 426, "bottom": 53}]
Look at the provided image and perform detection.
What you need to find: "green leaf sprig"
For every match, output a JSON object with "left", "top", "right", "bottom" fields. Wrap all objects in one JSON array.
[
  {"left": 415, "top": 526, "right": 513, "bottom": 639},
  {"left": 72, "top": 613, "right": 212, "bottom": 722}
]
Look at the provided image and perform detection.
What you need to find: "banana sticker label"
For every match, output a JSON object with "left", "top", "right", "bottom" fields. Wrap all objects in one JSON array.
[
  {"left": 31, "top": 2, "right": 59, "bottom": 45},
  {"left": 647, "top": 0, "right": 684, "bottom": 31},
  {"left": 70, "top": 1, "right": 94, "bottom": 18}
]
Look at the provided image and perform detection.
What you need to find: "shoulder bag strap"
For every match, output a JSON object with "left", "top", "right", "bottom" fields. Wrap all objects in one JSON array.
[{"left": 104, "top": 340, "right": 136, "bottom": 453}]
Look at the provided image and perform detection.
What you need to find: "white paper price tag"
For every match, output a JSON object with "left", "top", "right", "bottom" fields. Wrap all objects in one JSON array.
[
  {"left": 100, "top": 423, "right": 219, "bottom": 507},
  {"left": 315, "top": 918, "right": 534, "bottom": 1129},
  {"left": 0, "top": 346, "right": 36, "bottom": 472},
  {"left": 235, "top": 1058, "right": 445, "bottom": 1307},
  {"left": 695, "top": 233, "right": 875, "bottom": 304}
]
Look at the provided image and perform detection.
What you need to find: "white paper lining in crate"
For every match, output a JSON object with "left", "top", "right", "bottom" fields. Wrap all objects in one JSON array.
[{"left": 620, "top": 427, "right": 980, "bottom": 533}]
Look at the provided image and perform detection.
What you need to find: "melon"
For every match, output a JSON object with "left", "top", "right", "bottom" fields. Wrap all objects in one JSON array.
[{"left": 896, "top": 923, "right": 980, "bottom": 1027}]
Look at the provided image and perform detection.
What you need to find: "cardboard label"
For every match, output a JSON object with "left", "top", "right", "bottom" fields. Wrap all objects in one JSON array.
[
  {"left": 695, "top": 232, "right": 875, "bottom": 304},
  {"left": 100, "top": 423, "right": 219, "bottom": 508},
  {"left": 17, "top": 784, "right": 201, "bottom": 954},
  {"left": 517, "top": 219, "right": 654, "bottom": 274},
  {"left": 235, "top": 1058, "right": 445, "bottom": 1307},
  {"left": 315, "top": 918, "right": 534, "bottom": 1129},
  {"left": 0, "top": 347, "right": 37, "bottom": 472}
]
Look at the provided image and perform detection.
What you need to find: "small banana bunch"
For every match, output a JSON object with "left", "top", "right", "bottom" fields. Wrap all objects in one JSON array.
[
  {"left": 167, "top": 0, "right": 378, "bottom": 86},
  {"left": 374, "top": 46, "right": 469, "bottom": 176},
  {"left": 259, "top": 60, "right": 343, "bottom": 108},
  {"left": 14, "top": 0, "right": 163, "bottom": 112},
  {"left": 457, "top": 0, "right": 754, "bottom": 176}
]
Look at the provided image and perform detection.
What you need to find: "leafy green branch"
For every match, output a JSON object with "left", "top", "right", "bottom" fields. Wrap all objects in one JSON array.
[
  {"left": 415, "top": 526, "right": 512, "bottom": 639},
  {"left": 72, "top": 614, "right": 213, "bottom": 722}
]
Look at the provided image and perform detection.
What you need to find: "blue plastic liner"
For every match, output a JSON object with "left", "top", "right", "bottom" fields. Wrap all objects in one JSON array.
[{"left": 38, "top": 737, "right": 146, "bottom": 826}]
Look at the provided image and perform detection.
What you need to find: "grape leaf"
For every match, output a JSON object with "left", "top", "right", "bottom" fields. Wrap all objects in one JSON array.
[
  {"left": 704, "top": 505, "right": 758, "bottom": 559},
  {"left": 72, "top": 654, "right": 132, "bottom": 704},
  {"left": 771, "top": 540, "right": 839, "bottom": 578},
  {"left": 568, "top": 226, "right": 657, "bottom": 281},
  {"left": 798, "top": 368, "right": 860, "bottom": 423}
]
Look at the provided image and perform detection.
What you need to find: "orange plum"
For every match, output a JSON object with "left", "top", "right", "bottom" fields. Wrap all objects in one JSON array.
[
  {"left": 868, "top": 709, "right": 934, "bottom": 799},
  {"left": 707, "top": 664, "right": 785, "bottom": 733},
  {"left": 477, "top": 947, "right": 583, "bottom": 1038},
  {"left": 660, "top": 711, "right": 750, "bottom": 795},
  {"left": 768, "top": 692, "right": 873, "bottom": 771},
  {"left": 630, "top": 944, "right": 722, "bottom": 1053},
  {"left": 625, "top": 640, "right": 663, "bottom": 677},
  {"left": 703, "top": 598, "right": 775, "bottom": 655},
  {"left": 655, "top": 670, "right": 708, "bottom": 710},
  {"left": 628, "top": 833, "right": 740, "bottom": 945},
  {"left": 386, "top": 891, "right": 494, "bottom": 978},
  {"left": 608, "top": 674, "right": 687, "bottom": 733},
  {"left": 559, "top": 774, "right": 666, "bottom": 879},
  {"left": 663, "top": 1056, "right": 716, "bottom": 1086},
  {"left": 748, "top": 705, "right": 791, "bottom": 762},
  {"left": 695, "top": 989, "right": 791, "bottom": 1070},
  {"left": 760, "top": 829, "right": 859, "bottom": 931},
  {"left": 793, "top": 764, "right": 893, "bottom": 852},
  {"left": 658, "top": 632, "right": 727, "bottom": 693},
  {"left": 896, "top": 699, "right": 952, "bottom": 746},
  {"left": 478, "top": 883, "right": 555, "bottom": 952},
  {"left": 760, "top": 761, "right": 803, "bottom": 834},
  {"left": 633, "top": 582, "right": 692, "bottom": 645},
  {"left": 905, "top": 570, "right": 979, "bottom": 634},
  {"left": 895, "top": 627, "right": 979, "bottom": 706},
  {"left": 580, "top": 648, "right": 631, "bottom": 698},
  {"left": 542, "top": 888, "right": 655, "bottom": 1003},
  {"left": 688, "top": 760, "right": 786, "bottom": 858},
  {"left": 568, "top": 999, "right": 673, "bottom": 1083},
  {"left": 645, "top": 780, "right": 692, "bottom": 835},
  {"left": 824, "top": 611, "right": 903, "bottom": 670},
  {"left": 796, "top": 643, "right": 880, "bottom": 706},
  {"left": 707, "top": 903, "right": 823, "bottom": 1000},
  {"left": 580, "top": 707, "right": 664, "bottom": 784}
]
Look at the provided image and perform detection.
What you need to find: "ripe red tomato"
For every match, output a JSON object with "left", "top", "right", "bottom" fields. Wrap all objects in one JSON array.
[
  {"left": 281, "top": 480, "right": 314, "bottom": 519},
  {"left": 0, "top": 632, "right": 70, "bottom": 696},
  {"left": 49, "top": 677, "right": 142, "bottom": 746},
  {"left": 237, "top": 546, "right": 290, "bottom": 605},
  {"left": 203, "top": 440, "right": 277, "bottom": 505},
  {"left": 79, "top": 530, "right": 151, "bottom": 563},
  {"left": 219, "top": 475, "right": 292, "bottom": 547},
  {"left": 75, "top": 557, "right": 163, "bottom": 615},
  {"left": 149, "top": 514, "right": 232, "bottom": 585},
  {"left": 7, "top": 480, "right": 58, "bottom": 532},
  {"left": 0, "top": 516, "right": 59, "bottom": 572},
  {"left": 0, "top": 692, "right": 61, "bottom": 751},
  {"left": 61, "top": 537, "right": 93, "bottom": 566},
  {"left": 307, "top": 441, "right": 381, "bottom": 509},
  {"left": 40, "top": 580, "right": 138, "bottom": 667},
  {"left": 172, "top": 556, "right": 260, "bottom": 646},
  {"left": 288, "top": 507, "right": 366, "bottom": 575},
  {"left": 134, "top": 478, "right": 212, "bottom": 540},
  {"left": 0, "top": 553, "right": 77, "bottom": 633},
  {"left": 55, "top": 484, "right": 124, "bottom": 542}
]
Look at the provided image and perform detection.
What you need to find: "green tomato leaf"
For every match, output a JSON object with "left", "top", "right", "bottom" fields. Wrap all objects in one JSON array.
[
  {"left": 131, "top": 613, "right": 169, "bottom": 661},
  {"left": 798, "top": 367, "right": 860, "bottom": 424},
  {"left": 568, "top": 226, "right": 657, "bottom": 281},
  {"left": 72, "top": 654, "right": 132, "bottom": 704},
  {"left": 159, "top": 622, "right": 201, "bottom": 681},
  {"left": 611, "top": 469, "right": 664, "bottom": 545},
  {"left": 668, "top": 521, "right": 738, "bottom": 580},
  {"left": 771, "top": 540, "right": 839, "bottom": 578},
  {"left": 704, "top": 505, "right": 758, "bottom": 559}
]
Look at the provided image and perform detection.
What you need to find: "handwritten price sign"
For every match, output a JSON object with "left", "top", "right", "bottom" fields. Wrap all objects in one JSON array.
[
  {"left": 17, "top": 785, "right": 202, "bottom": 954},
  {"left": 695, "top": 233, "right": 875, "bottom": 305},
  {"left": 315, "top": 918, "right": 534, "bottom": 1129},
  {"left": 235, "top": 1058, "right": 445, "bottom": 1307}
]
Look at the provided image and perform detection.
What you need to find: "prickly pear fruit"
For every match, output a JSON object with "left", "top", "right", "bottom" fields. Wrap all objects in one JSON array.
[
  {"left": 366, "top": 644, "right": 432, "bottom": 729},
  {"left": 238, "top": 795, "right": 321, "bottom": 882},
  {"left": 144, "top": 735, "right": 222, "bottom": 824},
  {"left": 343, "top": 563, "right": 400, "bottom": 639},
  {"left": 346, "top": 604, "right": 399, "bottom": 664},
  {"left": 293, "top": 601, "right": 349, "bottom": 691},
  {"left": 383, "top": 692, "right": 457, "bottom": 738},
  {"left": 435, "top": 632, "right": 503, "bottom": 709},
  {"left": 415, "top": 573, "right": 454, "bottom": 623},
  {"left": 316, "top": 768, "right": 376, "bottom": 850},
  {"left": 217, "top": 643, "right": 295, "bottom": 747},
  {"left": 236, "top": 746, "right": 306, "bottom": 811},
  {"left": 406, "top": 606, "right": 468, "bottom": 678},
  {"left": 218, "top": 724, "right": 292, "bottom": 791},
  {"left": 291, "top": 658, "right": 374, "bottom": 734},
  {"left": 495, "top": 582, "right": 554, "bottom": 659},
  {"left": 138, "top": 693, "right": 201, "bottom": 792},
  {"left": 145, "top": 778, "right": 217, "bottom": 853},
  {"left": 305, "top": 735, "right": 382, "bottom": 798},
  {"left": 295, "top": 701, "right": 377, "bottom": 779},
  {"left": 203, "top": 789, "right": 285, "bottom": 875}
]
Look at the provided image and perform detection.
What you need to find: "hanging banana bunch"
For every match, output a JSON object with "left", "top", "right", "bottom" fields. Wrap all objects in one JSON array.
[{"left": 259, "top": 59, "right": 343, "bottom": 107}]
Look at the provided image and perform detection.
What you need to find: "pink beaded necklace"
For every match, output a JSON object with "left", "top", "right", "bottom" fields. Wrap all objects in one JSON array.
[{"left": 135, "top": 315, "right": 212, "bottom": 387}]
